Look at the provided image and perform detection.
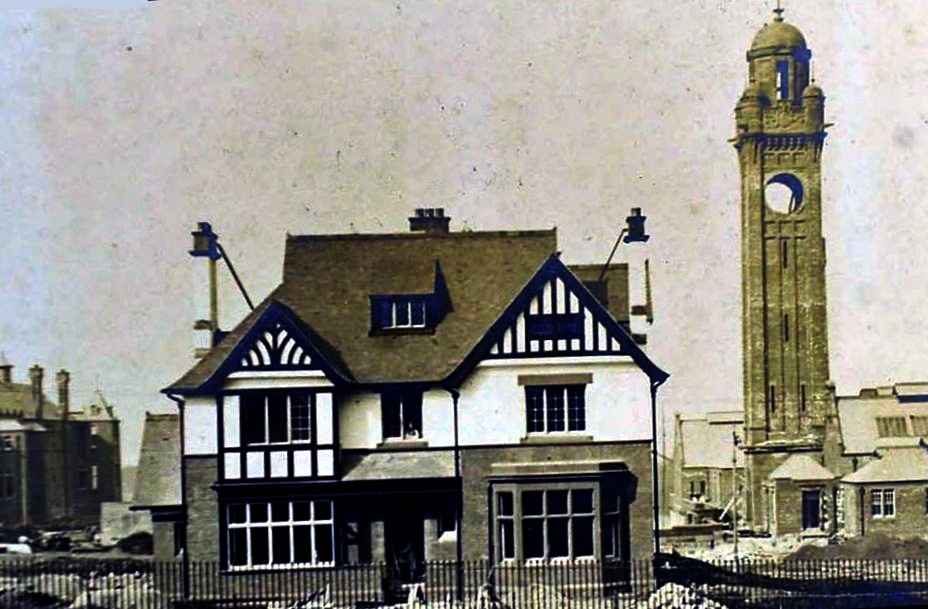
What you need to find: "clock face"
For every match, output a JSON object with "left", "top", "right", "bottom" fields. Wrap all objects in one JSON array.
[{"left": 764, "top": 173, "right": 804, "bottom": 214}]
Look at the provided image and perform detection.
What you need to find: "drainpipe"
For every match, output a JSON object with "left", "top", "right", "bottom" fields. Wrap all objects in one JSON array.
[
  {"left": 445, "top": 388, "right": 463, "bottom": 603},
  {"left": 166, "top": 393, "right": 190, "bottom": 600},
  {"left": 650, "top": 381, "right": 661, "bottom": 556}
]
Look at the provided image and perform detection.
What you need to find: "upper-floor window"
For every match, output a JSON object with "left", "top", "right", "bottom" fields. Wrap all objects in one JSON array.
[
  {"left": 242, "top": 393, "right": 312, "bottom": 445},
  {"left": 382, "top": 390, "right": 423, "bottom": 441},
  {"left": 525, "top": 385, "right": 586, "bottom": 434},
  {"left": 0, "top": 436, "right": 14, "bottom": 451},
  {"left": 374, "top": 296, "right": 428, "bottom": 330},
  {"left": 871, "top": 488, "right": 895, "bottom": 519},
  {"left": 223, "top": 392, "right": 335, "bottom": 481},
  {"left": 876, "top": 416, "right": 908, "bottom": 438},
  {"left": 525, "top": 313, "right": 584, "bottom": 342}
]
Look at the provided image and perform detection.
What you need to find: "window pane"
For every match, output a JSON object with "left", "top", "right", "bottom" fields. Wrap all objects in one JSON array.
[
  {"left": 499, "top": 521, "right": 514, "bottom": 560},
  {"left": 267, "top": 394, "right": 288, "bottom": 443},
  {"left": 411, "top": 300, "right": 426, "bottom": 326},
  {"left": 382, "top": 393, "right": 402, "bottom": 439},
  {"left": 290, "top": 394, "right": 311, "bottom": 442},
  {"left": 567, "top": 385, "right": 586, "bottom": 431},
  {"left": 403, "top": 392, "right": 423, "bottom": 438},
  {"left": 885, "top": 491, "right": 895, "bottom": 516},
  {"left": 293, "top": 502, "right": 311, "bottom": 522},
  {"left": 523, "top": 491, "right": 544, "bottom": 516},
  {"left": 526, "top": 387, "right": 545, "bottom": 433},
  {"left": 395, "top": 300, "right": 409, "bottom": 326},
  {"left": 314, "top": 500, "right": 332, "bottom": 521},
  {"left": 250, "top": 503, "right": 268, "bottom": 523},
  {"left": 498, "top": 492, "right": 513, "bottom": 517},
  {"left": 228, "top": 504, "right": 246, "bottom": 524},
  {"left": 242, "top": 394, "right": 266, "bottom": 445},
  {"left": 229, "top": 529, "right": 248, "bottom": 566},
  {"left": 573, "top": 516, "right": 594, "bottom": 557},
  {"left": 602, "top": 515, "right": 619, "bottom": 558},
  {"left": 271, "top": 527, "right": 291, "bottom": 564},
  {"left": 871, "top": 491, "right": 882, "bottom": 516},
  {"left": 293, "top": 525, "right": 312, "bottom": 563},
  {"left": 548, "top": 518, "right": 569, "bottom": 558},
  {"left": 251, "top": 528, "right": 270, "bottom": 565},
  {"left": 547, "top": 490, "right": 568, "bottom": 515},
  {"left": 315, "top": 524, "right": 334, "bottom": 563},
  {"left": 572, "top": 489, "right": 594, "bottom": 514},
  {"left": 523, "top": 519, "right": 544, "bottom": 559},
  {"left": 270, "top": 502, "right": 289, "bottom": 522},
  {"left": 546, "top": 388, "right": 565, "bottom": 432}
]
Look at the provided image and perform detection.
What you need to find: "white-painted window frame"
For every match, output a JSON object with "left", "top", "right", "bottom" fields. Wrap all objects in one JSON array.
[{"left": 227, "top": 500, "right": 335, "bottom": 569}]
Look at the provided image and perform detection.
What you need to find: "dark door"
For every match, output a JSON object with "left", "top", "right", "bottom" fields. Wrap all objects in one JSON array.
[
  {"left": 802, "top": 489, "right": 821, "bottom": 530},
  {"left": 385, "top": 509, "right": 425, "bottom": 585}
]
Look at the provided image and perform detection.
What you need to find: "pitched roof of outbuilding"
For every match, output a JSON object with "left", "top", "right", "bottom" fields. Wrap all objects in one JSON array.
[
  {"left": 133, "top": 412, "right": 181, "bottom": 507},
  {"left": 768, "top": 454, "right": 836, "bottom": 481},
  {"left": 837, "top": 393, "right": 928, "bottom": 455},
  {"left": 842, "top": 442, "right": 928, "bottom": 485}
]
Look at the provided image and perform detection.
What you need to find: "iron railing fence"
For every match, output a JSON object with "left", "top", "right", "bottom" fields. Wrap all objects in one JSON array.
[{"left": 0, "top": 555, "right": 925, "bottom": 608}]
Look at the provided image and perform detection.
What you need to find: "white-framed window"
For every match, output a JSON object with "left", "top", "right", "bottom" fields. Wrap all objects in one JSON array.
[
  {"left": 494, "top": 485, "right": 599, "bottom": 562},
  {"left": 242, "top": 393, "right": 312, "bottom": 445},
  {"left": 0, "top": 436, "right": 14, "bottom": 451},
  {"left": 497, "top": 491, "right": 515, "bottom": 560},
  {"left": 91, "top": 465, "right": 99, "bottom": 491},
  {"left": 871, "top": 488, "right": 895, "bottom": 518},
  {"left": 525, "top": 385, "right": 586, "bottom": 434},
  {"left": 385, "top": 299, "right": 426, "bottom": 329},
  {"left": 227, "top": 500, "right": 334, "bottom": 568}
]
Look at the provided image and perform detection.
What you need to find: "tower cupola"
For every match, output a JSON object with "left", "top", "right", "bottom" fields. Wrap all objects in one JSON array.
[{"left": 745, "top": 6, "right": 811, "bottom": 104}]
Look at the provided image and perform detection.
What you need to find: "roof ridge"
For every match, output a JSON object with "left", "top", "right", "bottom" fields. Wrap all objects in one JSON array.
[{"left": 286, "top": 228, "right": 557, "bottom": 243}]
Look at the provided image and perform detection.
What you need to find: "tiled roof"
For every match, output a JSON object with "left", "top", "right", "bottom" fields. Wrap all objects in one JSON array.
[
  {"left": 679, "top": 414, "right": 744, "bottom": 469},
  {"left": 837, "top": 394, "right": 928, "bottom": 455},
  {"left": 768, "top": 454, "right": 836, "bottom": 481},
  {"left": 842, "top": 443, "right": 928, "bottom": 484},
  {"left": 168, "top": 229, "right": 560, "bottom": 390},
  {"left": 133, "top": 412, "right": 181, "bottom": 507},
  {"left": 0, "top": 382, "right": 60, "bottom": 420},
  {"left": 341, "top": 450, "right": 454, "bottom": 480}
]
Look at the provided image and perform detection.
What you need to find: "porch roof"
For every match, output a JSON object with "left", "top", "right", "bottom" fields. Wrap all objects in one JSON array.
[{"left": 768, "top": 454, "right": 836, "bottom": 481}]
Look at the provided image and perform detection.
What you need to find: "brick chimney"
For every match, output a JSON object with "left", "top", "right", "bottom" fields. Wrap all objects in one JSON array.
[
  {"left": 408, "top": 208, "right": 450, "bottom": 234},
  {"left": 29, "top": 365, "right": 43, "bottom": 419},
  {"left": 57, "top": 370, "right": 70, "bottom": 418},
  {"left": 0, "top": 353, "right": 11, "bottom": 385}
]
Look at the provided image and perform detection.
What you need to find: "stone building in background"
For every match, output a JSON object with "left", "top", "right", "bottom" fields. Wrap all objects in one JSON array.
[{"left": 0, "top": 356, "right": 122, "bottom": 528}]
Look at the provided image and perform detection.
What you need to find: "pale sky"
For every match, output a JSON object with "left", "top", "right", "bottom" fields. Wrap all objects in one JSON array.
[{"left": 2, "top": 0, "right": 927, "bottom": 464}]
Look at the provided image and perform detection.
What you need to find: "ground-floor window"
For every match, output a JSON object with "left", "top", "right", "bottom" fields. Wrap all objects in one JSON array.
[
  {"left": 801, "top": 488, "right": 821, "bottom": 530},
  {"left": 871, "top": 489, "right": 895, "bottom": 519},
  {"left": 493, "top": 483, "right": 621, "bottom": 563},
  {"left": 226, "top": 500, "right": 334, "bottom": 568}
]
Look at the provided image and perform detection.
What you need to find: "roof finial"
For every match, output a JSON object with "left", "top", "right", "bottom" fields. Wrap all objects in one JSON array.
[
  {"left": 810, "top": 59, "right": 815, "bottom": 83},
  {"left": 773, "top": 0, "right": 785, "bottom": 22}
]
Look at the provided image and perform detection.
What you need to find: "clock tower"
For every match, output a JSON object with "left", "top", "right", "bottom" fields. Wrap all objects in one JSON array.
[{"left": 733, "top": 6, "right": 835, "bottom": 528}]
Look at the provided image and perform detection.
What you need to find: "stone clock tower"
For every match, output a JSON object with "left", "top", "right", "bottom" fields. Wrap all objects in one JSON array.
[{"left": 733, "top": 7, "right": 835, "bottom": 528}]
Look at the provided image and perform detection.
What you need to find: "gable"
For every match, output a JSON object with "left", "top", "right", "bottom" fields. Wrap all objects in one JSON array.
[
  {"left": 168, "top": 300, "right": 351, "bottom": 395},
  {"left": 449, "top": 255, "right": 668, "bottom": 385}
]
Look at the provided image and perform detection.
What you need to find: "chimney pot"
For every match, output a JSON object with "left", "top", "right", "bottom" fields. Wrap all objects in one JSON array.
[{"left": 408, "top": 208, "right": 451, "bottom": 233}]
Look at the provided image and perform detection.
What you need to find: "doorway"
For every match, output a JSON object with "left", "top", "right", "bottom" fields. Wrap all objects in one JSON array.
[{"left": 801, "top": 488, "right": 821, "bottom": 530}]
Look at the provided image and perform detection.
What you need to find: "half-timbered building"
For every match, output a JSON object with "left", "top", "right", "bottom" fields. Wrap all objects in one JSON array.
[{"left": 162, "top": 210, "right": 667, "bottom": 585}]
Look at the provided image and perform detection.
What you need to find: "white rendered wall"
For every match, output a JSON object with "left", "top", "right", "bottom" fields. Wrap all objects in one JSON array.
[
  {"left": 336, "top": 356, "right": 653, "bottom": 449},
  {"left": 184, "top": 396, "right": 217, "bottom": 455}
]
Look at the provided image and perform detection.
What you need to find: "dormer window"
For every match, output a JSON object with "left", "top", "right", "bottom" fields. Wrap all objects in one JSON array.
[
  {"left": 374, "top": 296, "right": 428, "bottom": 330},
  {"left": 370, "top": 262, "right": 452, "bottom": 334}
]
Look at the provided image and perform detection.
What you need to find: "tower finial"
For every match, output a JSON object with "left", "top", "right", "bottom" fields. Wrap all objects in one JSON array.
[
  {"left": 773, "top": 0, "right": 785, "bottom": 22},
  {"left": 810, "top": 59, "right": 816, "bottom": 83}
]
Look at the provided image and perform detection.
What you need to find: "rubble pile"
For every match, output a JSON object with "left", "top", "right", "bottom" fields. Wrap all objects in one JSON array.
[{"left": 635, "top": 583, "right": 731, "bottom": 609}]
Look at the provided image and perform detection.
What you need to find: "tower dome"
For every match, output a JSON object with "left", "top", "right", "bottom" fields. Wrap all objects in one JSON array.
[{"left": 750, "top": 6, "right": 807, "bottom": 55}]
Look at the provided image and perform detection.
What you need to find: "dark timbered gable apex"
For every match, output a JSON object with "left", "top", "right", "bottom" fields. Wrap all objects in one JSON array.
[
  {"left": 196, "top": 301, "right": 351, "bottom": 393},
  {"left": 449, "top": 255, "right": 668, "bottom": 385}
]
